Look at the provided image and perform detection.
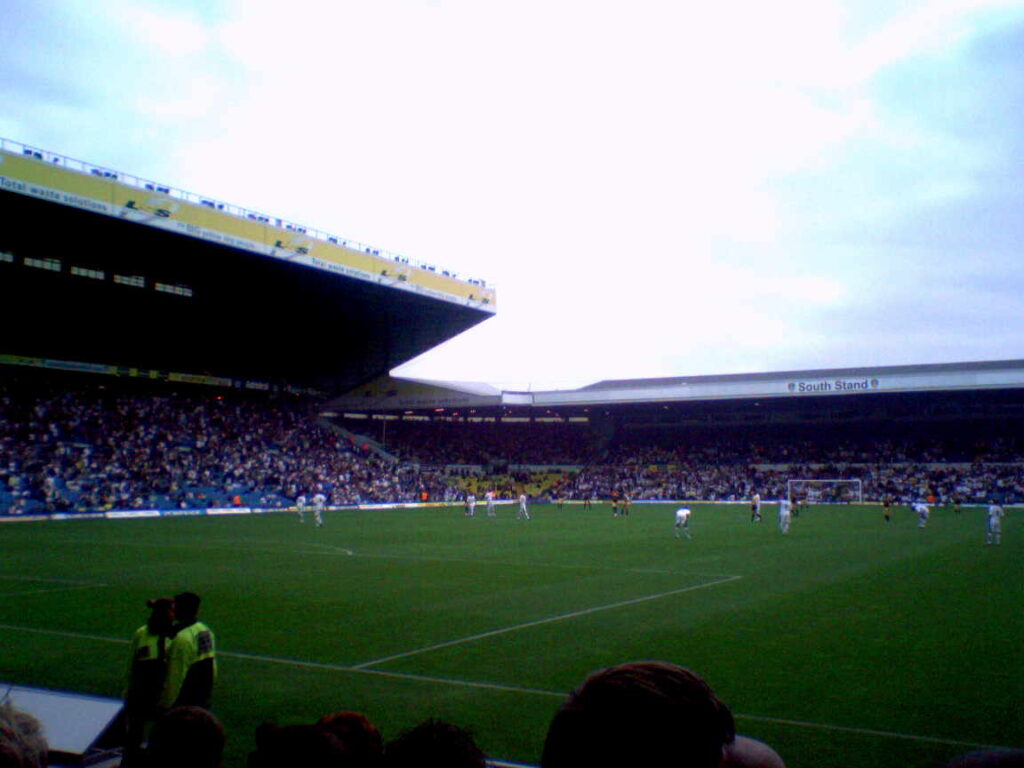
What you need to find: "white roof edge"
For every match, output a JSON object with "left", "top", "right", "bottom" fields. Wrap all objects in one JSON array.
[{"left": 393, "top": 376, "right": 504, "bottom": 398}]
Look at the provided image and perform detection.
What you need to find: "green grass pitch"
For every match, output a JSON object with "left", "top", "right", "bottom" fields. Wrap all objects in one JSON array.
[{"left": 1, "top": 503, "right": 1021, "bottom": 768}]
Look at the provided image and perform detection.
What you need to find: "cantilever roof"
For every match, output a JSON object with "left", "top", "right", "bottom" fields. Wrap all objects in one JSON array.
[
  {"left": 342, "top": 359, "right": 1024, "bottom": 412},
  {"left": 569, "top": 359, "right": 1024, "bottom": 393},
  {"left": 530, "top": 359, "right": 1024, "bottom": 407}
]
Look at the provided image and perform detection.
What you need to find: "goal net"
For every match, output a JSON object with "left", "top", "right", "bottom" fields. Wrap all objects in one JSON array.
[{"left": 786, "top": 478, "right": 863, "bottom": 504}]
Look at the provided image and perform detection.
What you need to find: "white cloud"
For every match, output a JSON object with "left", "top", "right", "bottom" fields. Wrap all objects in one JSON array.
[{"left": 121, "top": 6, "right": 212, "bottom": 58}]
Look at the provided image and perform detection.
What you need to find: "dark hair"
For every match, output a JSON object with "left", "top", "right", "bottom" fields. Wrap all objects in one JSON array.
[
  {"left": 317, "top": 711, "right": 384, "bottom": 766},
  {"left": 0, "top": 702, "right": 47, "bottom": 768},
  {"left": 174, "top": 592, "right": 202, "bottom": 621},
  {"left": 384, "top": 719, "right": 486, "bottom": 768},
  {"left": 146, "top": 597, "right": 175, "bottom": 635},
  {"left": 541, "top": 661, "right": 735, "bottom": 768},
  {"left": 147, "top": 706, "right": 224, "bottom": 768},
  {"left": 942, "top": 750, "right": 1024, "bottom": 768},
  {"left": 248, "top": 723, "right": 346, "bottom": 768}
]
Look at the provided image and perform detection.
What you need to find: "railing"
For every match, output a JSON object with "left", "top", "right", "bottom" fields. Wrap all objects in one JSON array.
[{"left": 1, "top": 137, "right": 491, "bottom": 290}]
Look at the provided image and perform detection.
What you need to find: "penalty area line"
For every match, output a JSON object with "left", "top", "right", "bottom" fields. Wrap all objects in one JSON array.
[{"left": 352, "top": 574, "right": 743, "bottom": 670}]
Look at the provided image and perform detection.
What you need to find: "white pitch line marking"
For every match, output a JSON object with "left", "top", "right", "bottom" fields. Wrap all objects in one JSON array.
[
  {"left": 0, "top": 575, "right": 109, "bottom": 586},
  {"left": 0, "top": 624, "right": 125, "bottom": 645},
  {"left": 733, "top": 713, "right": 1009, "bottom": 751},
  {"left": 0, "top": 622, "right": 1013, "bottom": 751},
  {"left": 0, "top": 575, "right": 111, "bottom": 598},
  {"left": 352, "top": 575, "right": 743, "bottom": 670},
  {"left": 303, "top": 543, "right": 354, "bottom": 556},
  {"left": 0, "top": 584, "right": 111, "bottom": 598}
]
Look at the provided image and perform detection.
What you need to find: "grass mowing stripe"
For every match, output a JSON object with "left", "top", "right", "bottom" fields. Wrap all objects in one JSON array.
[
  {"left": 347, "top": 550, "right": 735, "bottom": 577},
  {"left": 352, "top": 574, "right": 743, "bottom": 670},
  {"left": 0, "top": 621, "right": 1010, "bottom": 751},
  {"left": 35, "top": 537, "right": 733, "bottom": 578}
]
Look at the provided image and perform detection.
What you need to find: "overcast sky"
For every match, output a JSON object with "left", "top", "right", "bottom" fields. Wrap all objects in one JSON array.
[{"left": 3, "top": 0, "right": 1024, "bottom": 389}]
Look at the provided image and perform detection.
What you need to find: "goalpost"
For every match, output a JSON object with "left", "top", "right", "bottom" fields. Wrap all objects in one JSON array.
[{"left": 786, "top": 478, "right": 863, "bottom": 504}]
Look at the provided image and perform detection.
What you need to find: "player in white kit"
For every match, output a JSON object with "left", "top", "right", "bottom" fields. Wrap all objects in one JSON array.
[
  {"left": 778, "top": 498, "right": 792, "bottom": 534},
  {"left": 485, "top": 490, "right": 496, "bottom": 517},
  {"left": 750, "top": 493, "right": 762, "bottom": 523},
  {"left": 913, "top": 502, "right": 929, "bottom": 529},
  {"left": 295, "top": 494, "right": 307, "bottom": 523},
  {"left": 312, "top": 492, "right": 326, "bottom": 528},
  {"left": 466, "top": 493, "right": 477, "bottom": 517},
  {"left": 674, "top": 507, "right": 691, "bottom": 538},
  {"left": 986, "top": 502, "right": 1004, "bottom": 545},
  {"left": 517, "top": 493, "right": 530, "bottom": 520}
]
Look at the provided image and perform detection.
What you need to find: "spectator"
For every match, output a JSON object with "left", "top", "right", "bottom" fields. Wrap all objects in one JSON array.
[
  {"left": 316, "top": 711, "right": 384, "bottom": 766},
  {"left": 540, "top": 661, "right": 784, "bottom": 768},
  {"left": 0, "top": 701, "right": 48, "bottom": 768},
  {"left": 247, "top": 723, "right": 347, "bottom": 768},
  {"left": 384, "top": 719, "right": 486, "bottom": 768},
  {"left": 145, "top": 706, "right": 224, "bottom": 768},
  {"left": 941, "top": 750, "right": 1024, "bottom": 767}
]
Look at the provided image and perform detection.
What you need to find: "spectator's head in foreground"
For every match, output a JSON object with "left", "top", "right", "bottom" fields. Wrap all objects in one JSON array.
[
  {"left": 248, "top": 723, "right": 340, "bottom": 768},
  {"left": 146, "top": 706, "right": 224, "bottom": 768},
  {"left": 541, "top": 661, "right": 784, "bottom": 768},
  {"left": 316, "top": 711, "right": 384, "bottom": 766},
  {"left": 942, "top": 750, "right": 1024, "bottom": 768},
  {"left": 384, "top": 719, "right": 486, "bottom": 768},
  {"left": 0, "top": 702, "right": 47, "bottom": 768}
]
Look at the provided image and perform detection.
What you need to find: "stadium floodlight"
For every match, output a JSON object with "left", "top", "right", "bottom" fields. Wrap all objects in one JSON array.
[{"left": 786, "top": 478, "right": 863, "bottom": 504}]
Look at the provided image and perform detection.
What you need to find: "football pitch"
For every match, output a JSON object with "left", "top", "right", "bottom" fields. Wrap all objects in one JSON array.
[{"left": 1, "top": 503, "right": 1020, "bottom": 768}]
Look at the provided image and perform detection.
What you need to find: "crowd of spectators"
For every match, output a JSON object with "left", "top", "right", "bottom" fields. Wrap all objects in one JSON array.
[
  {"left": 604, "top": 432, "right": 1024, "bottom": 466},
  {"left": 0, "top": 699, "right": 489, "bottom": 768},
  {"left": 558, "top": 458, "right": 1024, "bottom": 504},
  {"left": 0, "top": 375, "right": 450, "bottom": 515},
  {"left": 3, "top": 372, "right": 1023, "bottom": 516},
  {"left": 356, "top": 419, "right": 601, "bottom": 467},
  {"left": 559, "top": 432, "right": 1024, "bottom": 504}
]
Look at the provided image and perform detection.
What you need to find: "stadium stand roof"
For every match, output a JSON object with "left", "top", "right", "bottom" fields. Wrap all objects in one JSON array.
[
  {"left": 326, "top": 375, "right": 505, "bottom": 413},
  {"left": 0, "top": 139, "right": 495, "bottom": 392},
  {"left": 533, "top": 359, "right": 1024, "bottom": 406},
  {"left": 330, "top": 359, "right": 1024, "bottom": 414}
]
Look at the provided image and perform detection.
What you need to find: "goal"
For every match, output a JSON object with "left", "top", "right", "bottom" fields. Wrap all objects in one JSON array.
[{"left": 786, "top": 478, "right": 863, "bottom": 504}]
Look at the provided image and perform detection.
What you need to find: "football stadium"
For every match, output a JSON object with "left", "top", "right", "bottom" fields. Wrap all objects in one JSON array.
[{"left": 1, "top": 139, "right": 1021, "bottom": 768}]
